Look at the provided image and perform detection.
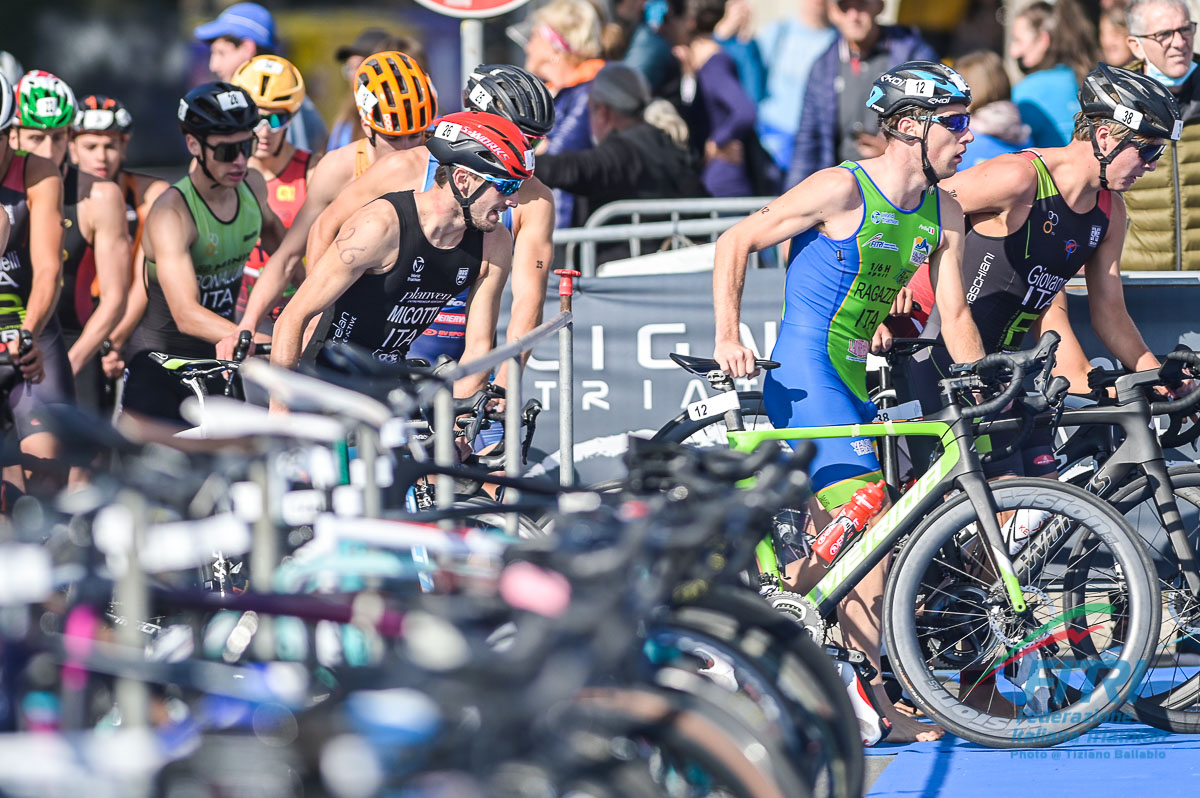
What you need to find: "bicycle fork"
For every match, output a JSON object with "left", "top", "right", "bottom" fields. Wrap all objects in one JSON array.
[{"left": 956, "top": 470, "right": 1028, "bottom": 613}]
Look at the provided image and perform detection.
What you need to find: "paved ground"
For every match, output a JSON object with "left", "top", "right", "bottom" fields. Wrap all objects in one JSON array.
[{"left": 861, "top": 722, "right": 1200, "bottom": 797}]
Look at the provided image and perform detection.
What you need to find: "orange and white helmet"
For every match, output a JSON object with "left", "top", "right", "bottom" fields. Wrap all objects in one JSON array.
[
  {"left": 354, "top": 51, "right": 436, "bottom": 136},
  {"left": 231, "top": 54, "right": 306, "bottom": 114}
]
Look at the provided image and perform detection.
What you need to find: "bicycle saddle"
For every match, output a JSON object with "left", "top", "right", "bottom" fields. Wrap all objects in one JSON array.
[{"left": 669, "top": 353, "right": 780, "bottom": 376}]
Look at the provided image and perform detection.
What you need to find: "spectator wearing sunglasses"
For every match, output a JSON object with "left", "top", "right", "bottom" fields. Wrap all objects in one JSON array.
[
  {"left": 906, "top": 64, "right": 1182, "bottom": 462},
  {"left": 193, "top": 1, "right": 327, "bottom": 154},
  {"left": 1120, "top": 0, "right": 1200, "bottom": 269},
  {"left": 120, "top": 83, "right": 287, "bottom": 426},
  {"left": 229, "top": 55, "right": 322, "bottom": 322}
]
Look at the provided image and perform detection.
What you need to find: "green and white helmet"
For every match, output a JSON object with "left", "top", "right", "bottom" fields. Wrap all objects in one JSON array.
[{"left": 15, "top": 70, "right": 77, "bottom": 130}]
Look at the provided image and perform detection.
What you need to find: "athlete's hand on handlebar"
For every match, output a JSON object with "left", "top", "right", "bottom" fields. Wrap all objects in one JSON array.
[
  {"left": 8, "top": 336, "right": 42, "bottom": 383},
  {"left": 101, "top": 348, "right": 124, "bottom": 380},
  {"left": 215, "top": 329, "right": 248, "bottom": 362},
  {"left": 215, "top": 328, "right": 271, "bottom": 361},
  {"left": 871, "top": 321, "right": 894, "bottom": 355},
  {"left": 715, "top": 339, "right": 759, "bottom": 379}
]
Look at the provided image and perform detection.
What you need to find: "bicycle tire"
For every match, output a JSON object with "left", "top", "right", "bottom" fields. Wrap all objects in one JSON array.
[
  {"left": 651, "top": 391, "right": 775, "bottom": 447},
  {"left": 884, "top": 478, "right": 1160, "bottom": 747},
  {"left": 1068, "top": 464, "right": 1200, "bottom": 733},
  {"left": 451, "top": 496, "right": 547, "bottom": 539},
  {"left": 569, "top": 683, "right": 812, "bottom": 798},
  {"left": 661, "top": 585, "right": 864, "bottom": 798}
]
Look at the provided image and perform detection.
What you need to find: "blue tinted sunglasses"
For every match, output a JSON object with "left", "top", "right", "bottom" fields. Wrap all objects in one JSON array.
[
  {"left": 255, "top": 110, "right": 293, "bottom": 132},
  {"left": 462, "top": 166, "right": 524, "bottom": 196},
  {"left": 917, "top": 112, "right": 971, "bottom": 134}
]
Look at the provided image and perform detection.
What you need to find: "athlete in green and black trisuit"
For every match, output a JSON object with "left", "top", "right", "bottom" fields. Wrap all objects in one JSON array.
[
  {"left": 909, "top": 64, "right": 1191, "bottom": 477},
  {"left": 122, "top": 82, "right": 284, "bottom": 424},
  {"left": 712, "top": 62, "right": 986, "bottom": 742}
]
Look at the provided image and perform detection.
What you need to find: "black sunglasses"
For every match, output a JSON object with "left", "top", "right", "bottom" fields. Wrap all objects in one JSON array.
[
  {"left": 208, "top": 137, "right": 255, "bottom": 163},
  {"left": 1130, "top": 138, "right": 1167, "bottom": 164}
]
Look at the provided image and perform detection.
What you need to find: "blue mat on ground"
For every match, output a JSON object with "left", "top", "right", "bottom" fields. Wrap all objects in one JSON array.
[
  {"left": 865, "top": 665, "right": 1200, "bottom": 757},
  {"left": 866, "top": 723, "right": 1200, "bottom": 797}
]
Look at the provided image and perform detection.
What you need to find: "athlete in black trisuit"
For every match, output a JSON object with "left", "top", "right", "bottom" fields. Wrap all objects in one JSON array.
[
  {"left": 1, "top": 71, "right": 70, "bottom": 496},
  {"left": 269, "top": 111, "right": 533, "bottom": 408},
  {"left": 908, "top": 65, "right": 1190, "bottom": 476},
  {"left": 902, "top": 65, "right": 1190, "bottom": 717},
  {"left": 70, "top": 95, "right": 170, "bottom": 411}
]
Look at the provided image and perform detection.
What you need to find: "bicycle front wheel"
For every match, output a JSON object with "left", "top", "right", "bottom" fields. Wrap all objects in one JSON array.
[{"left": 884, "top": 478, "right": 1160, "bottom": 747}]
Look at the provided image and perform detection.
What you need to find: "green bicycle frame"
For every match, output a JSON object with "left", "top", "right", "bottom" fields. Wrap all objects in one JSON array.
[{"left": 729, "top": 416, "right": 1028, "bottom": 617}]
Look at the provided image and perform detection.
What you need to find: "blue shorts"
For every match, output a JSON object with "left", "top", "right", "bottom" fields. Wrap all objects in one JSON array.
[{"left": 763, "top": 326, "right": 880, "bottom": 511}]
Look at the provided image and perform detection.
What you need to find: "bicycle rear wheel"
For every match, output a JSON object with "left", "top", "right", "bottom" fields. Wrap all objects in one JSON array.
[{"left": 885, "top": 479, "right": 1159, "bottom": 747}]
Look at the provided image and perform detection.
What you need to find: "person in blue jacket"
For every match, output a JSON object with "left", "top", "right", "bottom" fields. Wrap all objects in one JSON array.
[{"left": 786, "top": 0, "right": 936, "bottom": 189}]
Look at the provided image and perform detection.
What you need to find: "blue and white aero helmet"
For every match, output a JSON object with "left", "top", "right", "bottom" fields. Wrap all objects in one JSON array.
[{"left": 866, "top": 60, "right": 972, "bottom": 117}]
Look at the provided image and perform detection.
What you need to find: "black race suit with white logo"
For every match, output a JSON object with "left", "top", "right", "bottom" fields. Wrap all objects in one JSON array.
[
  {"left": 0, "top": 153, "right": 75, "bottom": 448},
  {"left": 909, "top": 150, "right": 1112, "bottom": 476},
  {"left": 307, "top": 190, "right": 483, "bottom": 367}
]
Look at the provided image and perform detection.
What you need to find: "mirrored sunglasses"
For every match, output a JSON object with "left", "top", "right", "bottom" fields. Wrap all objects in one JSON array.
[{"left": 255, "top": 110, "right": 293, "bottom": 132}]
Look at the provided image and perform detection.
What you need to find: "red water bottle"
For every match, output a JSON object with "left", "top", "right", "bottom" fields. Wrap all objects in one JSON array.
[{"left": 812, "top": 480, "right": 887, "bottom": 564}]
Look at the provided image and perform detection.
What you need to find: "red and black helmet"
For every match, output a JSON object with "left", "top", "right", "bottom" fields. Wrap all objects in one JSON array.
[{"left": 426, "top": 111, "right": 534, "bottom": 180}]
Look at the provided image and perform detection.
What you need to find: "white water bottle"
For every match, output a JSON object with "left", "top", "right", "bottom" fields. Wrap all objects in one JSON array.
[{"left": 1005, "top": 509, "right": 1053, "bottom": 556}]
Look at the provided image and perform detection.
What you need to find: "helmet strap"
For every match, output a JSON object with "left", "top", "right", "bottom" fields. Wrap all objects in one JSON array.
[
  {"left": 1088, "top": 123, "right": 1131, "bottom": 190},
  {"left": 882, "top": 117, "right": 941, "bottom": 186},
  {"left": 195, "top": 138, "right": 221, "bottom": 189},
  {"left": 448, "top": 169, "right": 492, "bottom": 230},
  {"left": 272, "top": 133, "right": 288, "bottom": 157}
]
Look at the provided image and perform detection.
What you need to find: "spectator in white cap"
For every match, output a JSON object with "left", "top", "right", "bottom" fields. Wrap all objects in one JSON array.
[{"left": 194, "top": 2, "right": 327, "bottom": 153}]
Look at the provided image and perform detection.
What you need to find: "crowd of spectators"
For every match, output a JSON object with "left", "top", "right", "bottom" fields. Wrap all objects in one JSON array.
[
  {"left": 157, "top": 0, "right": 1200, "bottom": 269},
  {"left": 517, "top": 0, "right": 1200, "bottom": 269}
]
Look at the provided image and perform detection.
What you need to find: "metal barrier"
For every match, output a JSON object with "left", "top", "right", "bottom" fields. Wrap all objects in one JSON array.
[
  {"left": 552, "top": 196, "right": 776, "bottom": 276},
  {"left": 425, "top": 271, "right": 581, "bottom": 531}
]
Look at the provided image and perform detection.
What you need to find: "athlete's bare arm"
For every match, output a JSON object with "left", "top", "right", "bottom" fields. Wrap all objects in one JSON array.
[
  {"left": 713, "top": 167, "right": 861, "bottom": 378},
  {"left": 500, "top": 178, "right": 555, "bottom": 371},
  {"left": 229, "top": 148, "right": 355, "bottom": 348},
  {"left": 939, "top": 154, "right": 1037, "bottom": 231},
  {"left": 145, "top": 191, "right": 240, "bottom": 345},
  {"left": 306, "top": 148, "right": 428, "bottom": 266},
  {"left": 1081, "top": 195, "right": 1159, "bottom": 373},
  {"left": 458, "top": 227, "right": 515, "bottom": 398},
  {"left": 928, "top": 193, "right": 985, "bottom": 365},
  {"left": 245, "top": 169, "right": 288, "bottom": 254},
  {"left": 103, "top": 179, "right": 169, "bottom": 378},
  {"left": 69, "top": 180, "right": 132, "bottom": 373},
  {"left": 23, "top": 154, "right": 65, "bottom": 339},
  {"left": 1034, "top": 291, "right": 1094, "bottom": 392},
  {"left": 0, "top": 201, "right": 9, "bottom": 253},
  {"left": 270, "top": 199, "right": 399, "bottom": 382}
]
